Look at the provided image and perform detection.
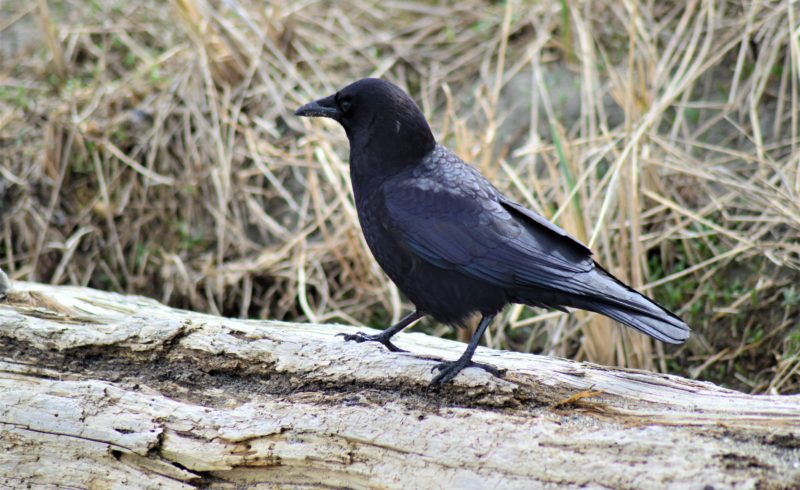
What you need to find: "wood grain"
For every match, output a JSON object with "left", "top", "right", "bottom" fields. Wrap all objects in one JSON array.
[{"left": 1, "top": 281, "right": 799, "bottom": 489}]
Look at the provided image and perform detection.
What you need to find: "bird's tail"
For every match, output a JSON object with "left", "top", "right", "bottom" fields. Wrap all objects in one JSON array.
[{"left": 555, "top": 264, "right": 690, "bottom": 344}]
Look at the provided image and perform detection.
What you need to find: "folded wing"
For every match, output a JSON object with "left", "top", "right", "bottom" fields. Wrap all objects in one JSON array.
[{"left": 383, "top": 162, "right": 690, "bottom": 344}]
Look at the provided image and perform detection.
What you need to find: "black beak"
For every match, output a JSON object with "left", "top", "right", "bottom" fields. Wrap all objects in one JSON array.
[{"left": 295, "top": 94, "right": 339, "bottom": 120}]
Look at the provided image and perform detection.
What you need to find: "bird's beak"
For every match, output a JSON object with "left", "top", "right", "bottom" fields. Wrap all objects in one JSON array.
[{"left": 295, "top": 94, "right": 339, "bottom": 120}]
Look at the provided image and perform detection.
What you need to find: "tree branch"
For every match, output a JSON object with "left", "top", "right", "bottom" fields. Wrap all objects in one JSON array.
[{"left": 1, "top": 281, "right": 799, "bottom": 488}]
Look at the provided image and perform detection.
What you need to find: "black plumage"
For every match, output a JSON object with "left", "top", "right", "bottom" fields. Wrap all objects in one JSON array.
[{"left": 296, "top": 78, "right": 690, "bottom": 384}]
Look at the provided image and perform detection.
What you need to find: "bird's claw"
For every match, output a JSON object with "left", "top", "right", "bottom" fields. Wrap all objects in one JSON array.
[
  {"left": 430, "top": 359, "right": 505, "bottom": 385},
  {"left": 336, "top": 331, "right": 406, "bottom": 352}
]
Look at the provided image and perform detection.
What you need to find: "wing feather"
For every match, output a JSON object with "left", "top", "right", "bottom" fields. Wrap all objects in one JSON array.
[{"left": 384, "top": 169, "right": 594, "bottom": 292}]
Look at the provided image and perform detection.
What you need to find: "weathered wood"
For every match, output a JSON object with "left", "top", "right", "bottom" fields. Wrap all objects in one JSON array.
[{"left": 1, "top": 281, "right": 799, "bottom": 489}]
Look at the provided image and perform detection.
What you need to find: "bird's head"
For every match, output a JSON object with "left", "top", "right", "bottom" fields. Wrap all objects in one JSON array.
[{"left": 295, "top": 78, "right": 436, "bottom": 167}]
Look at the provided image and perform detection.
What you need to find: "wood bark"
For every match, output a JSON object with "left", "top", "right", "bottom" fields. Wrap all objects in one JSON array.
[{"left": 1, "top": 281, "right": 799, "bottom": 489}]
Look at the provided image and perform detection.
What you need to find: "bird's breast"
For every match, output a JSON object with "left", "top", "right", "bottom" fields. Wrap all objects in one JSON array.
[{"left": 351, "top": 179, "right": 508, "bottom": 325}]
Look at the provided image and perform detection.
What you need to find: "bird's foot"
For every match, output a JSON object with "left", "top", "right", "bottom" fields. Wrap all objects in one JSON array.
[
  {"left": 336, "top": 331, "right": 406, "bottom": 352},
  {"left": 430, "top": 358, "right": 505, "bottom": 385}
]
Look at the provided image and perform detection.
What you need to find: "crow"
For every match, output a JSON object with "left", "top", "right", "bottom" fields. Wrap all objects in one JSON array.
[{"left": 296, "top": 78, "right": 689, "bottom": 385}]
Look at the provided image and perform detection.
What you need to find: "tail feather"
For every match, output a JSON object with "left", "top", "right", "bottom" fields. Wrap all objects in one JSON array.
[
  {"left": 517, "top": 262, "right": 691, "bottom": 344},
  {"left": 579, "top": 300, "right": 689, "bottom": 344},
  {"left": 569, "top": 263, "right": 690, "bottom": 344}
]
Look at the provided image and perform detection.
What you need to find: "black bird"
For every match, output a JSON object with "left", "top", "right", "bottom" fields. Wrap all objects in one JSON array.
[{"left": 296, "top": 78, "right": 690, "bottom": 385}]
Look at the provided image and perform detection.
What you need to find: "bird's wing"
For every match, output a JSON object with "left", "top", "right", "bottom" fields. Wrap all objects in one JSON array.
[
  {"left": 383, "top": 170, "right": 594, "bottom": 291},
  {"left": 497, "top": 198, "right": 592, "bottom": 256}
]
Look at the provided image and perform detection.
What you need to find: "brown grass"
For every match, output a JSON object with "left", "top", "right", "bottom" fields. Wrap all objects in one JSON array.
[{"left": 1, "top": 0, "right": 798, "bottom": 393}]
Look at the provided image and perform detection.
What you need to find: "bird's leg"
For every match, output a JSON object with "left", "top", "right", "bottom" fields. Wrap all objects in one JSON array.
[
  {"left": 337, "top": 310, "right": 423, "bottom": 352},
  {"left": 430, "top": 314, "right": 504, "bottom": 385}
]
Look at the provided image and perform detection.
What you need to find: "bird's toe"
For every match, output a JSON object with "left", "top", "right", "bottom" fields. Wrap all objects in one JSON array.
[
  {"left": 337, "top": 331, "right": 406, "bottom": 352},
  {"left": 430, "top": 359, "right": 504, "bottom": 385},
  {"left": 337, "top": 331, "right": 371, "bottom": 343}
]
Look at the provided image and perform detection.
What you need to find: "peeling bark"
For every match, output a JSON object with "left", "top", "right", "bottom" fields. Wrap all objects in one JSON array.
[{"left": 1, "top": 281, "right": 799, "bottom": 489}]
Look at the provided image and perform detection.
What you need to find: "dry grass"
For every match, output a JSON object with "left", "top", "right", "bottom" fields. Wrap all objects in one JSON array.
[{"left": 1, "top": 0, "right": 798, "bottom": 393}]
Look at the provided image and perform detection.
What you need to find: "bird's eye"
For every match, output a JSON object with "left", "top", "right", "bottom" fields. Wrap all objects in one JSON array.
[{"left": 339, "top": 98, "right": 352, "bottom": 112}]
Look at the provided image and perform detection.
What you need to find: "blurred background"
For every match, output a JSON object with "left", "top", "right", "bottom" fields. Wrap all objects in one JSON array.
[{"left": 1, "top": 0, "right": 798, "bottom": 393}]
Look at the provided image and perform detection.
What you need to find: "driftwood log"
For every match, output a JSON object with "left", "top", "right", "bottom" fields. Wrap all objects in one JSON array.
[{"left": 1, "top": 281, "right": 799, "bottom": 489}]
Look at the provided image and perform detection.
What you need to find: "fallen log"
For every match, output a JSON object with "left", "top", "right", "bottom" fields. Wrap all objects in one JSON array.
[{"left": 1, "top": 281, "right": 799, "bottom": 489}]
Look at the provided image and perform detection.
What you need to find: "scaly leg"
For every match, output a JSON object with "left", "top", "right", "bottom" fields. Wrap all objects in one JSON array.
[{"left": 430, "top": 314, "right": 504, "bottom": 385}]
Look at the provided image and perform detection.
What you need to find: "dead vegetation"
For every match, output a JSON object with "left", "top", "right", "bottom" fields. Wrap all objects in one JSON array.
[{"left": 1, "top": 0, "right": 799, "bottom": 393}]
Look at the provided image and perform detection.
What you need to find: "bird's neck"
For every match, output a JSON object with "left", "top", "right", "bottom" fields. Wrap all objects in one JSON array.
[
  {"left": 348, "top": 140, "right": 434, "bottom": 186},
  {"left": 347, "top": 133, "right": 435, "bottom": 179}
]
